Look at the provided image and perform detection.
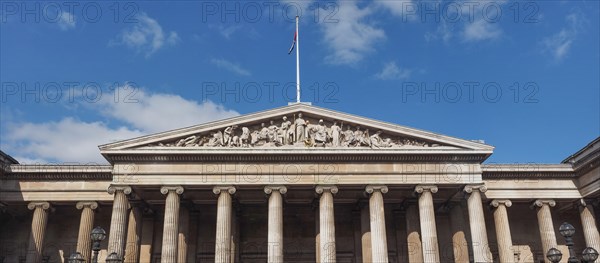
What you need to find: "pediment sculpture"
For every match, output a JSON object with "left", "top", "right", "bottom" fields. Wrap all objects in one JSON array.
[{"left": 145, "top": 113, "right": 448, "bottom": 149}]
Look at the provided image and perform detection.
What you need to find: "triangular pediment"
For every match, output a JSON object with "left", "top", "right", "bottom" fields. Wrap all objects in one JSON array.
[{"left": 99, "top": 104, "right": 493, "bottom": 154}]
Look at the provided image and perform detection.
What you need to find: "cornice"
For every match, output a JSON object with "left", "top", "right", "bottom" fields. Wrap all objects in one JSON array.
[
  {"left": 105, "top": 152, "right": 489, "bottom": 163},
  {"left": 2, "top": 164, "right": 112, "bottom": 181},
  {"left": 481, "top": 163, "right": 575, "bottom": 179}
]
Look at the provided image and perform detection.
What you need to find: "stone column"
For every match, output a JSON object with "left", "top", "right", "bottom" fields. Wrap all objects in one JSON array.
[
  {"left": 315, "top": 201, "right": 321, "bottom": 263},
  {"left": 26, "top": 202, "right": 51, "bottom": 263},
  {"left": 533, "top": 199, "right": 557, "bottom": 263},
  {"left": 448, "top": 203, "right": 470, "bottom": 263},
  {"left": 187, "top": 211, "right": 199, "bottom": 263},
  {"left": 464, "top": 185, "right": 492, "bottom": 263},
  {"left": 265, "top": 186, "right": 287, "bottom": 263},
  {"left": 366, "top": 185, "right": 389, "bottom": 263},
  {"left": 579, "top": 199, "right": 600, "bottom": 263},
  {"left": 178, "top": 206, "right": 190, "bottom": 263},
  {"left": 160, "top": 186, "right": 184, "bottom": 263},
  {"left": 139, "top": 210, "right": 155, "bottom": 263},
  {"left": 125, "top": 204, "right": 143, "bottom": 263},
  {"left": 360, "top": 202, "right": 372, "bottom": 263},
  {"left": 405, "top": 202, "right": 423, "bottom": 263},
  {"left": 214, "top": 186, "right": 236, "bottom": 263},
  {"left": 415, "top": 185, "right": 440, "bottom": 263},
  {"left": 76, "top": 201, "right": 98, "bottom": 263},
  {"left": 107, "top": 185, "right": 132, "bottom": 258},
  {"left": 231, "top": 204, "right": 239, "bottom": 263},
  {"left": 316, "top": 185, "right": 338, "bottom": 263},
  {"left": 491, "top": 200, "right": 514, "bottom": 263}
]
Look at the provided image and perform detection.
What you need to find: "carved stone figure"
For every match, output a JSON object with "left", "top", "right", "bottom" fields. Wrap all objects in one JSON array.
[
  {"left": 259, "top": 123, "right": 269, "bottom": 143},
  {"left": 280, "top": 116, "right": 292, "bottom": 145},
  {"left": 250, "top": 130, "right": 260, "bottom": 145},
  {"left": 240, "top": 127, "right": 250, "bottom": 147},
  {"left": 370, "top": 131, "right": 384, "bottom": 148},
  {"left": 268, "top": 120, "right": 279, "bottom": 143},
  {"left": 313, "top": 119, "right": 327, "bottom": 146},
  {"left": 330, "top": 121, "right": 341, "bottom": 147},
  {"left": 176, "top": 135, "right": 199, "bottom": 147},
  {"left": 207, "top": 131, "right": 223, "bottom": 147},
  {"left": 353, "top": 126, "right": 366, "bottom": 147},
  {"left": 224, "top": 125, "right": 237, "bottom": 146},
  {"left": 342, "top": 126, "right": 354, "bottom": 146},
  {"left": 295, "top": 113, "right": 306, "bottom": 143}
]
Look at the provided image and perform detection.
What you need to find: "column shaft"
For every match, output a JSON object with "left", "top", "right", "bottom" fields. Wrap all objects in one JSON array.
[
  {"left": 161, "top": 186, "right": 183, "bottom": 263},
  {"left": 367, "top": 185, "right": 389, "bottom": 263},
  {"left": 465, "top": 185, "right": 492, "bottom": 262},
  {"left": 214, "top": 186, "right": 236, "bottom": 263},
  {"left": 26, "top": 202, "right": 50, "bottom": 263},
  {"left": 139, "top": 215, "right": 155, "bottom": 263},
  {"left": 360, "top": 203, "right": 372, "bottom": 263},
  {"left": 491, "top": 200, "right": 514, "bottom": 263},
  {"left": 265, "top": 186, "right": 286, "bottom": 263},
  {"left": 125, "top": 205, "right": 142, "bottom": 263},
  {"left": 178, "top": 207, "right": 190, "bottom": 263},
  {"left": 405, "top": 204, "right": 424, "bottom": 263},
  {"left": 107, "top": 186, "right": 132, "bottom": 258},
  {"left": 534, "top": 200, "right": 557, "bottom": 263},
  {"left": 317, "top": 186, "right": 338, "bottom": 263},
  {"left": 315, "top": 203, "right": 321, "bottom": 263},
  {"left": 580, "top": 202, "right": 600, "bottom": 263},
  {"left": 449, "top": 204, "right": 470, "bottom": 263},
  {"left": 76, "top": 202, "right": 98, "bottom": 263},
  {"left": 416, "top": 185, "right": 440, "bottom": 263}
]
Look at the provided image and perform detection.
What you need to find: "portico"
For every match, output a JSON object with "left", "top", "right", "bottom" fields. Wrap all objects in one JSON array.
[{"left": 0, "top": 104, "right": 598, "bottom": 263}]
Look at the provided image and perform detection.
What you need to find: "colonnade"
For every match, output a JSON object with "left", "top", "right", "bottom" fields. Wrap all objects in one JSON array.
[{"left": 22, "top": 184, "right": 600, "bottom": 263}]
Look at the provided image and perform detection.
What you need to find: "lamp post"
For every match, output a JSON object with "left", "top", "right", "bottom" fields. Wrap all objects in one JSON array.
[
  {"left": 67, "top": 252, "right": 84, "bottom": 263},
  {"left": 90, "top": 226, "right": 107, "bottom": 263},
  {"left": 547, "top": 222, "right": 599, "bottom": 263},
  {"left": 105, "top": 252, "right": 123, "bottom": 263}
]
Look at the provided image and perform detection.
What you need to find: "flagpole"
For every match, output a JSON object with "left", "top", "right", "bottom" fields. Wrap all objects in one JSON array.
[{"left": 295, "top": 15, "right": 300, "bottom": 103}]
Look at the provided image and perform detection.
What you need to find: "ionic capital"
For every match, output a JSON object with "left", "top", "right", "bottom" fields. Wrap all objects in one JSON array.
[
  {"left": 160, "top": 186, "right": 184, "bottom": 195},
  {"left": 27, "top": 202, "right": 51, "bottom": 211},
  {"left": 315, "top": 185, "right": 338, "bottom": 195},
  {"left": 415, "top": 185, "right": 438, "bottom": 194},
  {"left": 490, "top": 199, "right": 512, "bottom": 208},
  {"left": 575, "top": 198, "right": 595, "bottom": 208},
  {"left": 532, "top": 199, "right": 556, "bottom": 208},
  {"left": 264, "top": 186, "right": 288, "bottom": 195},
  {"left": 365, "top": 185, "right": 388, "bottom": 194},
  {"left": 213, "top": 186, "right": 236, "bottom": 195},
  {"left": 76, "top": 201, "right": 99, "bottom": 210},
  {"left": 107, "top": 185, "right": 132, "bottom": 195},
  {"left": 464, "top": 184, "right": 487, "bottom": 194}
]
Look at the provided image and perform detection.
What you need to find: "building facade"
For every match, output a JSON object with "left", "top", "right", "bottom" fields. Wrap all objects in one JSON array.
[{"left": 1, "top": 103, "right": 598, "bottom": 263}]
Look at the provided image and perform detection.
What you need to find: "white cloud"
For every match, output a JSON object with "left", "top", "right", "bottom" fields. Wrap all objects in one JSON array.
[
  {"left": 425, "top": 1, "right": 505, "bottom": 43},
  {"left": 375, "top": 61, "right": 411, "bottom": 80},
  {"left": 462, "top": 20, "right": 502, "bottom": 42},
  {"left": 111, "top": 12, "right": 180, "bottom": 57},
  {"left": 2, "top": 88, "right": 240, "bottom": 163},
  {"left": 210, "top": 58, "right": 252, "bottom": 76},
  {"left": 374, "top": 0, "right": 413, "bottom": 17},
  {"left": 320, "top": 1, "right": 385, "bottom": 65},
  {"left": 213, "top": 24, "right": 242, "bottom": 39},
  {"left": 542, "top": 11, "right": 583, "bottom": 61},
  {"left": 57, "top": 11, "right": 76, "bottom": 31},
  {"left": 4, "top": 118, "right": 144, "bottom": 164}
]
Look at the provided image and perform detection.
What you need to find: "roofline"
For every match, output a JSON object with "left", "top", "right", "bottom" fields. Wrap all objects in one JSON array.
[
  {"left": 99, "top": 103, "right": 495, "bottom": 152},
  {"left": 562, "top": 136, "right": 600, "bottom": 163},
  {"left": 0, "top": 150, "right": 19, "bottom": 164}
]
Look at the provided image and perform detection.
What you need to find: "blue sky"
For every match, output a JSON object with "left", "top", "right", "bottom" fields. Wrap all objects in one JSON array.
[{"left": 0, "top": 0, "right": 598, "bottom": 164}]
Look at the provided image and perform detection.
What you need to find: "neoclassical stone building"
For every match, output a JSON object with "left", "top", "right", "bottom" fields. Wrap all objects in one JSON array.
[{"left": 0, "top": 103, "right": 598, "bottom": 263}]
